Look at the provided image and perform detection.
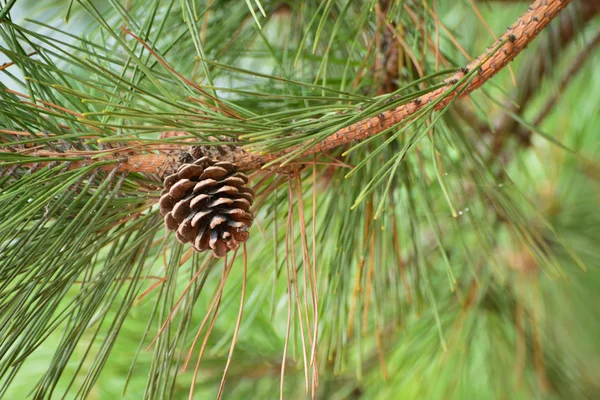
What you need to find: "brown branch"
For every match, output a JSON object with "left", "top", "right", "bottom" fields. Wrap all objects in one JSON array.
[
  {"left": 230, "top": 0, "right": 573, "bottom": 171},
  {"left": 488, "top": 28, "right": 600, "bottom": 167},
  {"left": 490, "top": 0, "right": 598, "bottom": 144},
  {"left": 483, "top": 0, "right": 597, "bottom": 8},
  {"left": 3, "top": 0, "right": 574, "bottom": 176}
]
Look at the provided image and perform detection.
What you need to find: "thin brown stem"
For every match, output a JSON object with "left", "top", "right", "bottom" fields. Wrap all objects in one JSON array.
[{"left": 0, "top": 51, "right": 36, "bottom": 70}]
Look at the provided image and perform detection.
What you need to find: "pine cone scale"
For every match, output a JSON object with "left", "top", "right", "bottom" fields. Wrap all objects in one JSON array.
[
  {"left": 191, "top": 209, "right": 212, "bottom": 227},
  {"left": 209, "top": 197, "right": 234, "bottom": 208},
  {"left": 190, "top": 194, "right": 210, "bottom": 208},
  {"left": 231, "top": 198, "right": 251, "bottom": 208},
  {"left": 164, "top": 213, "right": 179, "bottom": 230},
  {"left": 199, "top": 166, "right": 229, "bottom": 180},
  {"left": 221, "top": 176, "right": 246, "bottom": 187},
  {"left": 169, "top": 179, "right": 195, "bottom": 198},
  {"left": 177, "top": 164, "right": 204, "bottom": 179},
  {"left": 193, "top": 179, "right": 218, "bottom": 192},
  {"left": 209, "top": 185, "right": 239, "bottom": 195},
  {"left": 177, "top": 218, "right": 199, "bottom": 242},
  {"left": 171, "top": 198, "right": 192, "bottom": 222},
  {"left": 210, "top": 215, "right": 227, "bottom": 229}
]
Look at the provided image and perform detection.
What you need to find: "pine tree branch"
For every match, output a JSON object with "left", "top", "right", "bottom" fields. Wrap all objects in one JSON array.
[
  {"left": 489, "top": 0, "right": 598, "bottom": 147},
  {"left": 482, "top": 0, "right": 597, "bottom": 7},
  {"left": 489, "top": 29, "right": 599, "bottom": 166},
  {"left": 3, "top": 0, "right": 573, "bottom": 176},
  {"left": 227, "top": 0, "right": 574, "bottom": 171}
]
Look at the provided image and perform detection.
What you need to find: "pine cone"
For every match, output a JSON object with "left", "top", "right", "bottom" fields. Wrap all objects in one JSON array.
[{"left": 159, "top": 157, "right": 254, "bottom": 257}]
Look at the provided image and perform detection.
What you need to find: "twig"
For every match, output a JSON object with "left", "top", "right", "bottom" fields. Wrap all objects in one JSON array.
[{"left": 0, "top": 51, "right": 36, "bottom": 70}]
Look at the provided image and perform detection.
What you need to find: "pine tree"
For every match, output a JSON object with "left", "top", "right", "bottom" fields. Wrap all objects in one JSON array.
[{"left": 1, "top": 0, "right": 599, "bottom": 398}]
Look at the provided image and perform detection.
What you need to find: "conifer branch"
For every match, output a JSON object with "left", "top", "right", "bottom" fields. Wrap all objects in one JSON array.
[
  {"left": 257, "top": 0, "right": 572, "bottom": 168},
  {"left": 147, "top": 0, "right": 574, "bottom": 173},
  {"left": 3, "top": 0, "right": 573, "bottom": 176},
  {"left": 200, "top": 0, "right": 572, "bottom": 173},
  {"left": 488, "top": 0, "right": 598, "bottom": 148}
]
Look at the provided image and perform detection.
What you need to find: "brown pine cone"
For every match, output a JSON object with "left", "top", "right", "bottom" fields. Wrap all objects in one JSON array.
[{"left": 159, "top": 157, "right": 254, "bottom": 257}]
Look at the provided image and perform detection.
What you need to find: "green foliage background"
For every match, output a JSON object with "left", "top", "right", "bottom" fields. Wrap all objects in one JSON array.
[{"left": 0, "top": 0, "right": 598, "bottom": 399}]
